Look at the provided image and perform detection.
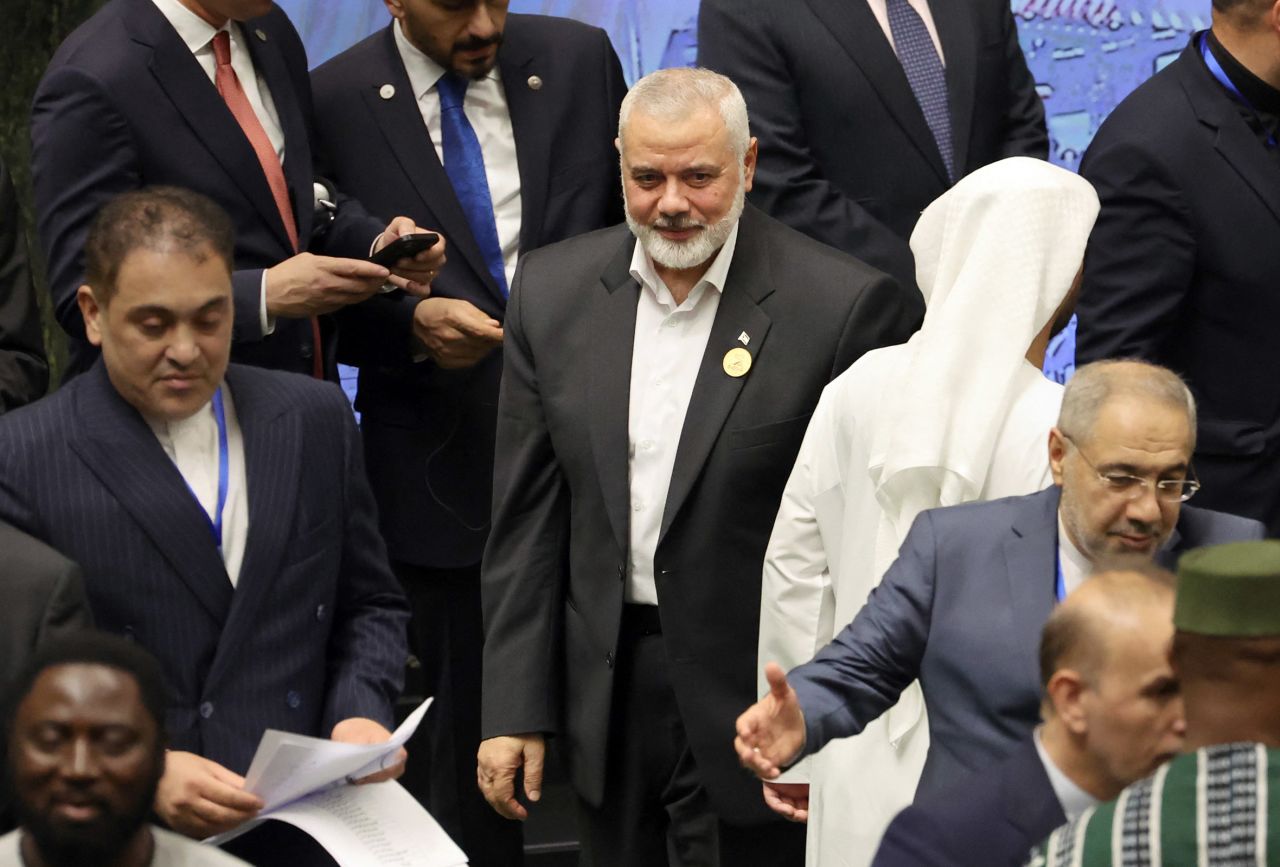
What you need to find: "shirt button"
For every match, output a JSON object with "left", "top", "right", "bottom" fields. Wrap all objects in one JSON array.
[
  {"left": 315, "top": 604, "right": 326, "bottom": 621},
  {"left": 286, "top": 691, "right": 302, "bottom": 709},
  {"left": 633, "top": 500, "right": 644, "bottom": 512},
  {"left": 199, "top": 701, "right": 215, "bottom": 719},
  {"left": 640, "top": 440, "right": 654, "bottom": 451}
]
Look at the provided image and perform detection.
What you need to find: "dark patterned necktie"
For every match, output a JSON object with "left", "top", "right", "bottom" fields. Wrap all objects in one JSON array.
[{"left": 885, "top": 0, "right": 954, "bottom": 181}]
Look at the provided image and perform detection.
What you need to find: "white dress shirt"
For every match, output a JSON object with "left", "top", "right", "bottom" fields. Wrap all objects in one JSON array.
[
  {"left": 394, "top": 20, "right": 522, "bottom": 288},
  {"left": 150, "top": 0, "right": 284, "bottom": 335},
  {"left": 624, "top": 224, "right": 740, "bottom": 605},
  {"left": 1034, "top": 727, "right": 1100, "bottom": 821},
  {"left": 1057, "top": 515, "right": 1092, "bottom": 599},
  {"left": 146, "top": 386, "right": 249, "bottom": 587},
  {"left": 864, "top": 0, "right": 945, "bottom": 63}
]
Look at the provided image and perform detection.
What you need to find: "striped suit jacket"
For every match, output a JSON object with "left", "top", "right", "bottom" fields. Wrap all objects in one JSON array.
[{"left": 0, "top": 362, "right": 409, "bottom": 774}]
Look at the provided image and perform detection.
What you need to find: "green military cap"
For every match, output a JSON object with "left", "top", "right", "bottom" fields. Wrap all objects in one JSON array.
[{"left": 1176, "top": 540, "right": 1280, "bottom": 636}]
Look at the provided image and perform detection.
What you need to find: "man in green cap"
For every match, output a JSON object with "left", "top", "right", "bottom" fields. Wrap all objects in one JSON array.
[{"left": 1032, "top": 539, "right": 1280, "bottom": 866}]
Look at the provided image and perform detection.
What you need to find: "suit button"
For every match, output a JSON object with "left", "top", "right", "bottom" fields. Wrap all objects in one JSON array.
[
  {"left": 286, "top": 690, "right": 302, "bottom": 709},
  {"left": 316, "top": 604, "right": 326, "bottom": 621},
  {"left": 617, "top": 564, "right": 625, "bottom": 579},
  {"left": 199, "top": 701, "right": 214, "bottom": 719},
  {"left": 122, "top": 625, "right": 136, "bottom": 642},
  {"left": 605, "top": 652, "right": 614, "bottom": 668},
  {"left": 300, "top": 342, "right": 314, "bottom": 359}
]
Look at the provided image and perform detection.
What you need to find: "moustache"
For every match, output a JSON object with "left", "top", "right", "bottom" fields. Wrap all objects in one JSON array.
[
  {"left": 651, "top": 216, "right": 707, "bottom": 232},
  {"left": 454, "top": 33, "right": 504, "bottom": 54}
]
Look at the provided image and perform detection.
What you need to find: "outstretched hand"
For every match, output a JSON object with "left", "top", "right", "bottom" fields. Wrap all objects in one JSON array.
[{"left": 734, "top": 662, "right": 807, "bottom": 780}]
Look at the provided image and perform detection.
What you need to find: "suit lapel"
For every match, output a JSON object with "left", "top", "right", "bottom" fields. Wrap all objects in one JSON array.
[
  {"left": 125, "top": 0, "right": 295, "bottom": 252},
  {"left": 499, "top": 35, "right": 552, "bottom": 255},
  {"left": 1003, "top": 487, "right": 1060, "bottom": 670},
  {"left": 1002, "top": 739, "right": 1068, "bottom": 838},
  {"left": 802, "top": 0, "right": 949, "bottom": 185},
  {"left": 203, "top": 367, "right": 301, "bottom": 694},
  {"left": 68, "top": 363, "right": 233, "bottom": 625},
  {"left": 244, "top": 18, "right": 312, "bottom": 246},
  {"left": 658, "top": 210, "right": 774, "bottom": 544},
  {"left": 363, "top": 25, "right": 506, "bottom": 305},
  {"left": 589, "top": 237, "right": 641, "bottom": 557},
  {"left": 930, "top": 0, "right": 977, "bottom": 175}
]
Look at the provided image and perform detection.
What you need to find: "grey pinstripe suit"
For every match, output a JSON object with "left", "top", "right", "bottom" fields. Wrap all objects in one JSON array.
[{"left": 0, "top": 362, "right": 409, "bottom": 774}]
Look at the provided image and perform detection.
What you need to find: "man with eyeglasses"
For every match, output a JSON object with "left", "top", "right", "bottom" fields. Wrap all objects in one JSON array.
[{"left": 733, "top": 359, "right": 1263, "bottom": 810}]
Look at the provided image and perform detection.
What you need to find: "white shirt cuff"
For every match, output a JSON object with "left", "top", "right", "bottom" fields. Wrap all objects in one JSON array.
[{"left": 259, "top": 271, "right": 275, "bottom": 336}]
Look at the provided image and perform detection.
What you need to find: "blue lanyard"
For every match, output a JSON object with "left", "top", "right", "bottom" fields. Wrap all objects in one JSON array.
[
  {"left": 1200, "top": 32, "right": 1279, "bottom": 149},
  {"left": 1055, "top": 549, "right": 1066, "bottom": 604},
  {"left": 183, "top": 388, "right": 230, "bottom": 550}
]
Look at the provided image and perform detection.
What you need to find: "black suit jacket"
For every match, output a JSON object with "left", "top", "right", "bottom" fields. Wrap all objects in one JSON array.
[
  {"left": 1076, "top": 37, "right": 1280, "bottom": 535},
  {"left": 480, "top": 205, "right": 923, "bottom": 823},
  {"left": 0, "top": 521, "right": 92, "bottom": 832},
  {"left": 697, "top": 0, "right": 1047, "bottom": 294},
  {"left": 30, "top": 0, "right": 386, "bottom": 378},
  {"left": 872, "top": 738, "right": 1065, "bottom": 867},
  {"left": 0, "top": 158, "right": 48, "bottom": 412},
  {"left": 311, "top": 15, "right": 625, "bottom": 568},
  {"left": 0, "top": 362, "right": 409, "bottom": 774}
]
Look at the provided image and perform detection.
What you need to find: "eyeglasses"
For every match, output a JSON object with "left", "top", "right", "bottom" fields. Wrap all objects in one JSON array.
[{"left": 1062, "top": 434, "right": 1200, "bottom": 502}]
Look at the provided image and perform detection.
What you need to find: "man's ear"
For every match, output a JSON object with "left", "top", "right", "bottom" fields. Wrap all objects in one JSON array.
[
  {"left": 743, "top": 137, "right": 759, "bottom": 193},
  {"left": 78, "top": 285, "right": 105, "bottom": 347},
  {"left": 1046, "top": 668, "right": 1089, "bottom": 736},
  {"left": 1048, "top": 427, "right": 1069, "bottom": 486}
]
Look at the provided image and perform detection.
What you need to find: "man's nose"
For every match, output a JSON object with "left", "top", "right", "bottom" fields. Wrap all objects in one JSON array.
[{"left": 1125, "top": 484, "right": 1162, "bottom": 525}]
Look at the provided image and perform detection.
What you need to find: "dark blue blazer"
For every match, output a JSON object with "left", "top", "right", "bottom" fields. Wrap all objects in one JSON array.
[
  {"left": 872, "top": 738, "right": 1065, "bottom": 867},
  {"left": 311, "top": 15, "right": 626, "bottom": 568},
  {"left": 0, "top": 362, "right": 410, "bottom": 774},
  {"left": 30, "top": 0, "right": 386, "bottom": 379},
  {"left": 790, "top": 486, "right": 1263, "bottom": 801},
  {"left": 1076, "top": 37, "right": 1280, "bottom": 535}
]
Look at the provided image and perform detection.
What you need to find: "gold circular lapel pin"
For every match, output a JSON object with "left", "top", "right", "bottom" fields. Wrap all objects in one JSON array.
[{"left": 723, "top": 347, "right": 752, "bottom": 378}]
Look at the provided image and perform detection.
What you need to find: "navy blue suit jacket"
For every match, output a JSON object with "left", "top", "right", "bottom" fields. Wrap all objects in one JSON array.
[
  {"left": 790, "top": 487, "right": 1263, "bottom": 801},
  {"left": 0, "top": 363, "right": 409, "bottom": 774},
  {"left": 31, "top": 0, "right": 386, "bottom": 379},
  {"left": 1076, "top": 38, "right": 1280, "bottom": 535},
  {"left": 872, "top": 738, "right": 1065, "bottom": 867},
  {"left": 311, "top": 15, "right": 625, "bottom": 568}
]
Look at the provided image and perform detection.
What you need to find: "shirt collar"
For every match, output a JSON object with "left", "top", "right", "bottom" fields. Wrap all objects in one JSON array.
[
  {"left": 628, "top": 220, "right": 740, "bottom": 308},
  {"left": 1205, "top": 29, "right": 1280, "bottom": 118},
  {"left": 1056, "top": 513, "right": 1092, "bottom": 589},
  {"left": 1034, "top": 727, "right": 1099, "bottom": 822},
  {"left": 394, "top": 19, "right": 501, "bottom": 103},
  {"left": 150, "top": 0, "right": 231, "bottom": 55}
]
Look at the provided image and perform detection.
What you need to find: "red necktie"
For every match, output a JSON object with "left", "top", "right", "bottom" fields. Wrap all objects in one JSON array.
[{"left": 212, "top": 30, "right": 323, "bottom": 379}]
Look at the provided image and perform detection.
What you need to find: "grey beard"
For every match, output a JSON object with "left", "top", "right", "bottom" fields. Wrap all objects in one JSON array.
[{"left": 626, "top": 180, "right": 745, "bottom": 272}]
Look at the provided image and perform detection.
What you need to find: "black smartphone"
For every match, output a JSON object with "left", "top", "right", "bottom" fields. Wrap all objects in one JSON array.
[{"left": 369, "top": 232, "right": 440, "bottom": 267}]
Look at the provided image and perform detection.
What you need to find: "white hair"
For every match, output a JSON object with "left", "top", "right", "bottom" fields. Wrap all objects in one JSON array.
[{"left": 618, "top": 67, "right": 751, "bottom": 160}]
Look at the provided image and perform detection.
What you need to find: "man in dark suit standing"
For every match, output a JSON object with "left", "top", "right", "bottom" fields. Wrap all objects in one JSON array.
[
  {"left": 696, "top": 0, "right": 1047, "bottom": 295},
  {"left": 31, "top": 0, "right": 444, "bottom": 380},
  {"left": 0, "top": 188, "right": 410, "bottom": 848},
  {"left": 737, "top": 361, "right": 1263, "bottom": 810},
  {"left": 1075, "top": 0, "right": 1280, "bottom": 535},
  {"left": 476, "top": 68, "right": 922, "bottom": 866},
  {"left": 0, "top": 521, "right": 92, "bottom": 833},
  {"left": 310, "top": 5, "right": 624, "bottom": 862},
  {"left": 872, "top": 565, "right": 1186, "bottom": 866},
  {"left": 0, "top": 156, "right": 48, "bottom": 412}
]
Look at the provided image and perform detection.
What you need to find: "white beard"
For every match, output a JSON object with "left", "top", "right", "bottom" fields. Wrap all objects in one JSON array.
[{"left": 626, "top": 175, "right": 745, "bottom": 272}]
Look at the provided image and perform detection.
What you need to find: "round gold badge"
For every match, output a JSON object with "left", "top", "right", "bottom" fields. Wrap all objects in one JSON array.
[{"left": 723, "top": 347, "right": 752, "bottom": 378}]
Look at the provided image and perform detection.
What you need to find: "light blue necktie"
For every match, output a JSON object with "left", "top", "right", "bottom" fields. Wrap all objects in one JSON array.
[
  {"left": 885, "top": 0, "right": 954, "bottom": 181},
  {"left": 437, "top": 72, "right": 509, "bottom": 296}
]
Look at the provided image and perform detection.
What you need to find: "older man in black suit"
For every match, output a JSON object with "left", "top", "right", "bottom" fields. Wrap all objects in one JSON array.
[
  {"left": 697, "top": 0, "right": 1046, "bottom": 295},
  {"left": 1075, "top": 0, "right": 1280, "bottom": 535},
  {"left": 310, "top": 7, "right": 624, "bottom": 863},
  {"left": 476, "top": 67, "right": 921, "bottom": 867}
]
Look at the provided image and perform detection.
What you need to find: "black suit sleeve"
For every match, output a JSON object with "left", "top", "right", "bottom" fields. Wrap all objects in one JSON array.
[
  {"left": 696, "top": 0, "right": 916, "bottom": 285},
  {"left": 1075, "top": 136, "right": 1194, "bottom": 365},
  {"left": 871, "top": 807, "right": 954, "bottom": 867},
  {"left": 479, "top": 258, "right": 569, "bottom": 739},
  {"left": 993, "top": 1, "right": 1049, "bottom": 160},
  {"left": 0, "top": 159, "right": 49, "bottom": 411},
  {"left": 831, "top": 270, "right": 924, "bottom": 378}
]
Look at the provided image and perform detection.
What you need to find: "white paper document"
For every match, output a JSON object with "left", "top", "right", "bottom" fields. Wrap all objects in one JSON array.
[{"left": 206, "top": 698, "right": 467, "bottom": 865}]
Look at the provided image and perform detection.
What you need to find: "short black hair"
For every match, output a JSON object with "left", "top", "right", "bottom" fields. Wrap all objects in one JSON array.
[
  {"left": 1212, "top": 0, "right": 1273, "bottom": 17},
  {"left": 4, "top": 631, "right": 170, "bottom": 741},
  {"left": 83, "top": 186, "right": 235, "bottom": 302}
]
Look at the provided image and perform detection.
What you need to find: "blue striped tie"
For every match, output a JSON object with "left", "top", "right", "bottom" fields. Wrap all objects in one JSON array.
[
  {"left": 437, "top": 72, "right": 509, "bottom": 296},
  {"left": 885, "top": 0, "right": 954, "bottom": 181}
]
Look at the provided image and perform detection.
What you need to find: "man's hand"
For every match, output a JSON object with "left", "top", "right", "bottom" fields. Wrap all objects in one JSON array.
[
  {"left": 762, "top": 782, "right": 809, "bottom": 823},
  {"left": 477, "top": 733, "right": 544, "bottom": 821},
  {"left": 412, "top": 298, "right": 503, "bottom": 368},
  {"left": 734, "top": 662, "right": 807, "bottom": 779},
  {"left": 265, "top": 253, "right": 392, "bottom": 317},
  {"left": 374, "top": 216, "right": 448, "bottom": 296},
  {"left": 154, "top": 751, "right": 264, "bottom": 839},
  {"left": 331, "top": 717, "right": 406, "bottom": 784}
]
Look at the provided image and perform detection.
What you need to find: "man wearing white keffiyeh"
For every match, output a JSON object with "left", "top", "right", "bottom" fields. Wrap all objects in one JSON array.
[{"left": 753, "top": 157, "right": 1098, "bottom": 866}]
